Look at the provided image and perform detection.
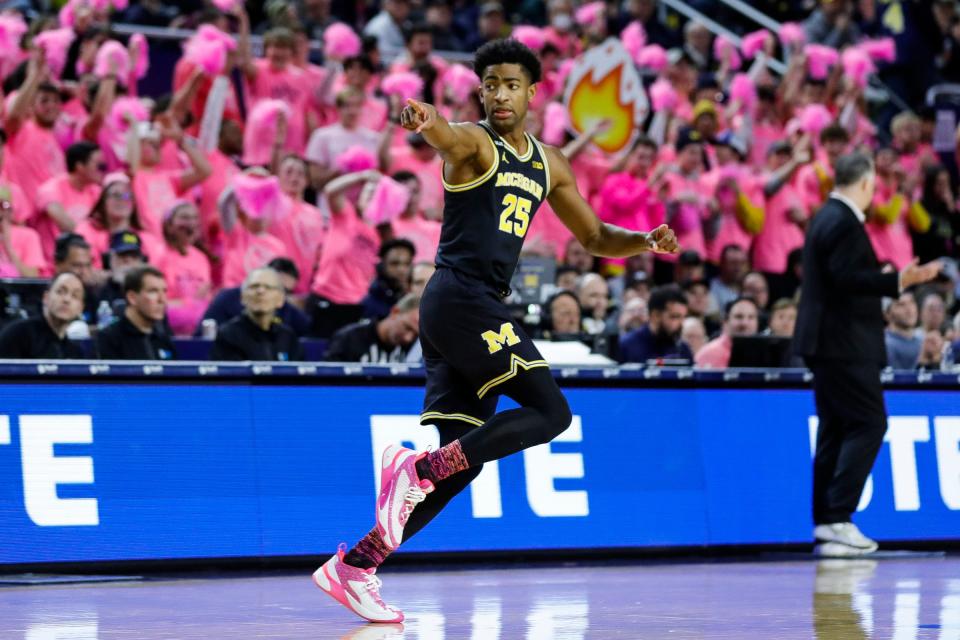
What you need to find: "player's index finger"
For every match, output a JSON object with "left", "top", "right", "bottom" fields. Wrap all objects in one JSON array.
[{"left": 406, "top": 99, "right": 426, "bottom": 116}]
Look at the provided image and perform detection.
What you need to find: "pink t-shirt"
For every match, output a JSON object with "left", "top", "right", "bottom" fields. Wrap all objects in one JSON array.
[
  {"left": 246, "top": 59, "right": 311, "bottom": 154},
  {"left": 34, "top": 174, "right": 102, "bottom": 262},
  {"left": 389, "top": 147, "right": 444, "bottom": 216},
  {"left": 222, "top": 226, "right": 288, "bottom": 288},
  {"left": 867, "top": 176, "right": 913, "bottom": 269},
  {"left": 571, "top": 149, "right": 612, "bottom": 200},
  {"left": 392, "top": 214, "right": 441, "bottom": 263},
  {"left": 752, "top": 180, "right": 806, "bottom": 273},
  {"left": 0, "top": 179, "right": 31, "bottom": 224},
  {"left": 199, "top": 150, "right": 240, "bottom": 254},
  {"left": 5, "top": 119, "right": 66, "bottom": 202},
  {"left": 133, "top": 168, "right": 183, "bottom": 237},
  {"left": 173, "top": 59, "right": 244, "bottom": 138},
  {"left": 158, "top": 244, "right": 213, "bottom": 335},
  {"left": 310, "top": 201, "right": 380, "bottom": 304},
  {"left": 0, "top": 225, "right": 47, "bottom": 277},
  {"left": 526, "top": 199, "right": 574, "bottom": 261},
  {"left": 750, "top": 121, "right": 784, "bottom": 168},
  {"left": 269, "top": 198, "right": 327, "bottom": 294},
  {"left": 695, "top": 334, "right": 732, "bottom": 369},
  {"left": 662, "top": 171, "right": 709, "bottom": 260},
  {"left": 897, "top": 143, "right": 935, "bottom": 178},
  {"left": 795, "top": 161, "right": 833, "bottom": 214},
  {"left": 304, "top": 123, "right": 380, "bottom": 169},
  {"left": 74, "top": 220, "right": 165, "bottom": 268},
  {"left": 702, "top": 168, "right": 761, "bottom": 264}
]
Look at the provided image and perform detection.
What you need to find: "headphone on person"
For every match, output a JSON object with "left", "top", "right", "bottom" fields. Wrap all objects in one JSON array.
[{"left": 540, "top": 289, "right": 583, "bottom": 333}]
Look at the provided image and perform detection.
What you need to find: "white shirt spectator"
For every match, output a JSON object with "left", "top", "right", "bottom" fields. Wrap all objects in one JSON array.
[
  {"left": 364, "top": 11, "right": 406, "bottom": 62},
  {"left": 305, "top": 123, "right": 380, "bottom": 171}
]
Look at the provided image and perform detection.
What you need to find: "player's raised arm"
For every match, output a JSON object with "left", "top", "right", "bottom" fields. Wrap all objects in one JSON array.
[
  {"left": 399, "top": 99, "right": 485, "bottom": 165},
  {"left": 543, "top": 146, "right": 679, "bottom": 258}
]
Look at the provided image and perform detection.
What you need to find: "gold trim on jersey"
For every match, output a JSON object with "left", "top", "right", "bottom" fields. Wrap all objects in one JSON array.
[
  {"left": 441, "top": 134, "right": 500, "bottom": 192},
  {"left": 420, "top": 411, "right": 485, "bottom": 427},
  {"left": 499, "top": 132, "right": 535, "bottom": 162},
  {"left": 531, "top": 136, "right": 552, "bottom": 198},
  {"left": 476, "top": 353, "right": 550, "bottom": 399}
]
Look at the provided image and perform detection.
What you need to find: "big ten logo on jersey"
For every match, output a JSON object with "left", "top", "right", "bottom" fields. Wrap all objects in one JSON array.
[
  {"left": 808, "top": 415, "right": 960, "bottom": 512},
  {"left": 0, "top": 415, "right": 99, "bottom": 526},
  {"left": 370, "top": 415, "right": 589, "bottom": 518},
  {"left": 481, "top": 322, "right": 521, "bottom": 354}
]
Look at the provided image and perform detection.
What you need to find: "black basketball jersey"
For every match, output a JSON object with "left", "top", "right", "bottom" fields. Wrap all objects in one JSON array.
[{"left": 435, "top": 121, "right": 552, "bottom": 294}]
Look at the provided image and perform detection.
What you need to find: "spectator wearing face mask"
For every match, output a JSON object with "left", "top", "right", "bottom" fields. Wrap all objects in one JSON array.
[
  {"left": 619, "top": 285, "right": 692, "bottom": 363},
  {"left": 95, "top": 265, "right": 176, "bottom": 360},
  {"left": 0, "top": 272, "right": 85, "bottom": 359},
  {"left": 34, "top": 141, "right": 104, "bottom": 262},
  {"left": 325, "top": 293, "right": 421, "bottom": 363},
  {"left": 209, "top": 267, "right": 304, "bottom": 361},
  {"left": 695, "top": 296, "right": 761, "bottom": 369}
]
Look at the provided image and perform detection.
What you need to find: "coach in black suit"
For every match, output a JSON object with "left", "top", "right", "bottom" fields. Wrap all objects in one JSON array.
[{"left": 794, "top": 152, "right": 941, "bottom": 557}]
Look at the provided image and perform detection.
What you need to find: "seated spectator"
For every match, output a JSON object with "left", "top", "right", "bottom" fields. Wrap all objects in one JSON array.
[
  {"left": 75, "top": 173, "right": 164, "bottom": 269},
  {"left": 95, "top": 231, "right": 148, "bottom": 314},
  {"left": 410, "top": 261, "right": 436, "bottom": 296},
  {"left": 618, "top": 297, "right": 648, "bottom": 335},
  {"left": 197, "top": 257, "right": 310, "bottom": 337},
  {"left": 710, "top": 245, "right": 748, "bottom": 314},
  {"left": 563, "top": 238, "right": 596, "bottom": 275},
  {"left": 53, "top": 233, "right": 98, "bottom": 321},
  {"left": 917, "top": 330, "right": 945, "bottom": 371},
  {"left": 362, "top": 238, "right": 414, "bottom": 320},
  {"left": 209, "top": 267, "right": 304, "bottom": 361},
  {"left": 158, "top": 201, "right": 213, "bottom": 336},
  {"left": 919, "top": 292, "right": 948, "bottom": 335},
  {"left": 95, "top": 266, "right": 176, "bottom": 360},
  {"left": 0, "top": 272, "right": 84, "bottom": 359},
  {"left": 608, "top": 253, "right": 654, "bottom": 301},
  {"left": 324, "top": 293, "right": 420, "bottom": 363},
  {"left": 741, "top": 270, "right": 771, "bottom": 328},
  {"left": 674, "top": 250, "right": 705, "bottom": 285},
  {"left": 0, "top": 185, "right": 45, "bottom": 278},
  {"left": 682, "top": 278, "right": 721, "bottom": 337},
  {"left": 577, "top": 273, "right": 611, "bottom": 335},
  {"left": 555, "top": 265, "right": 579, "bottom": 291},
  {"left": 542, "top": 290, "right": 583, "bottom": 338},
  {"left": 681, "top": 317, "right": 708, "bottom": 357},
  {"left": 34, "top": 141, "right": 104, "bottom": 262},
  {"left": 884, "top": 292, "right": 922, "bottom": 369},
  {"left": 695, "top": 297, "right": 760, "bottom": 369},
  {"left": 619, "top": 285, "right": 692, "bottom": 363},
  {"left": 766, "top": 298, "right": 798, "bottom": 338}
]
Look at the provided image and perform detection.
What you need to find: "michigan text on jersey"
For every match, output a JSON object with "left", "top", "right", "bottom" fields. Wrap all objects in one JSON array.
[{"left": 495, "top": 172, "right": 544, "bottom": 201}]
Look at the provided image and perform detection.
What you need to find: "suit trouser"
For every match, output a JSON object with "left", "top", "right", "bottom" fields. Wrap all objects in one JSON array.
[{"left": 807, "top": 358, "right": 888, "bottom": 525}]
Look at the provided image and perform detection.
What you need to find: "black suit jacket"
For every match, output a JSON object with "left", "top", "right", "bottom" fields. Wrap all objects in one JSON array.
[{"left": 794, "top": 197, "right": 899, "bottom": 365}]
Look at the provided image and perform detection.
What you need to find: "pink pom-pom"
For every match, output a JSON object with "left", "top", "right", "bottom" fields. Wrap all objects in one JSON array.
[
  {"left": 804, "top": 44, "right": 839, "bottom": 80},
  {"left": 512, "top": 25, "right": 546, "bottom": 51},
  {"left": 741, "top": 29, "right": 771, "bottom": 59},
  {"left": 93, "top": 40, "right": 130, "bottom": 80},
  {"left": 442, "top": 63, "right": 479, "bottom": 103},
  {"left": 785, "top": 118, "right": 802, "bottom": 139},
  {"left": 242, "top": 100, "right": 292, "bottom": 166},
  {"left": 637, "top": 44, "right": 668, "bottom": 71},
  {"left": 860, "top": 37, "right": 896, "bottom": 63},
  {"left": 541, "top": 102, "right": 569, "bottom": 146},
  {"left": 729, "top": 73, "right": 757, "bottom": 111},
  {"left": 648, "top": 78, "right": 678, "bottom": 112},
  {"left": 335, "top": 145, "right": 378, "bottom": 173},
  {"left": 211, "top": 0, "right": 240, "bottom": 11},
  {"left": 381, "top": 71, "right": 424, "bottom": 102},
  {"left": 621, "top": 21, "right": 647, "bottom": 65},
  {"left": 34, "top": 28, "right": 76, "bottom": 78},
  {"left": 365, "top": 176, "right": 411, "bottom": 225},
  {"left": 130, "top": 33, "right": 149, "bottom": 79},
  {"left": 779, "top": 22, "right": 806, "bottom": 48},
  {"left": 112, "top": 0, "right": 128, "bottom": 10},
  {"left": 233, "top": 173, "right": 290, "bottom": 222},
  {"left": 555, "top": 58, "right": 577, "bottom": 88},
  {"left": 717, "top": 163, "right": 743, "bottom": 185},
  {"left": 599, "top": 173, "right": 647, "bottom": 214},
  {"left": 842, "top": 47, "right": 875, "bottom": 88},
  {"left": 106, "top": 96, "right": 149, "bottom": 132},
  {"left": 184, "top": 38, "right": 227, "bottom": 75},
  {"left": 713, "top": 35, "right": 742, "bottom": 70},
  {"left": 798, "top": 104, "right": 834, "bottom": 136},
  {"left": 574, "top": 1, "right": 605, "bottom": 27},
  {"left": 0, "top": 13, "right": 27, "bottom": 57},
  {"left": 196, "top": 24, "right": 237, "bottom": 52},
  {"left": 323, "top": 23, "right": 361, "bottom": 60},
  {"left": 58, "top": 1, "right": 76, "bottom": 28}
]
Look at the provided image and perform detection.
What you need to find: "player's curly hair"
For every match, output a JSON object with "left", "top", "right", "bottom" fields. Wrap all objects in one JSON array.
[{"left": 473, "top": 38, "right": 542, "bottom": 84}]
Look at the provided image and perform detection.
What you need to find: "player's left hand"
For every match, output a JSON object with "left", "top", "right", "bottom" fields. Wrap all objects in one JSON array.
[{"left": 646, "top": 224, "right": 679, "bottom": 254}]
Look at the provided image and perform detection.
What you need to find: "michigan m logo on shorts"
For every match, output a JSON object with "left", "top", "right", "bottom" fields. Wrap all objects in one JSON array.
[{"left": 481, "top": 322, "right": 521, "bottom": 354}]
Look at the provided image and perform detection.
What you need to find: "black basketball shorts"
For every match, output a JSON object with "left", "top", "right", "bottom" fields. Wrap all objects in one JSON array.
[{"left": 418, "top": 267, "right": 550, "bottom": 428}]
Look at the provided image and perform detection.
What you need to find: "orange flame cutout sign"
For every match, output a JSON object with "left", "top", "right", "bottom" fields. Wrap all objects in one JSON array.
[{"left": 563, "top": 39, "right": 647, "bottom": 158}]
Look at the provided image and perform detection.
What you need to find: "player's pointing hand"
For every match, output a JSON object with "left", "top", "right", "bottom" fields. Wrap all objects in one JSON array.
[
  {"left": 647, "top": 224, "right": 680, "bottom": 254},
  {"left": 400, "top": 99, "right": 438, "bottom": 133}
]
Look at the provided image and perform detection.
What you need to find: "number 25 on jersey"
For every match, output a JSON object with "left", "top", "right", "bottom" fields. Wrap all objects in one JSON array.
[{"left": 499, "top": 194, "right": 531, "bottom": 238}]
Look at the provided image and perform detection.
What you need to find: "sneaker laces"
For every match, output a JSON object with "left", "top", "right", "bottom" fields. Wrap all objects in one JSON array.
[{"left": 399, "top": 485, "right": 427, "bottom": 523}]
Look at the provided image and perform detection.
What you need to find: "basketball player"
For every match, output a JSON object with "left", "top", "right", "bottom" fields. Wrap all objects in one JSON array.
[{"left": 314, "top": 39, "right": 679, "bottom": 622}]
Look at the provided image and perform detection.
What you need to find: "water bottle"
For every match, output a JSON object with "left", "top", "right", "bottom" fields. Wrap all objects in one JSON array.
[{"left": 96, "top": 300, "right": 115, "bottom": 330}]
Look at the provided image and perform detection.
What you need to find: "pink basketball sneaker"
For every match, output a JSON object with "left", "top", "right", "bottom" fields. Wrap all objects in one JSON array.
[
  {"left": 377, "top": 445, "right": 434, "bottom": 549},
  {"left": 312, "top": 544, "right": 404, "bottom": 623}
]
